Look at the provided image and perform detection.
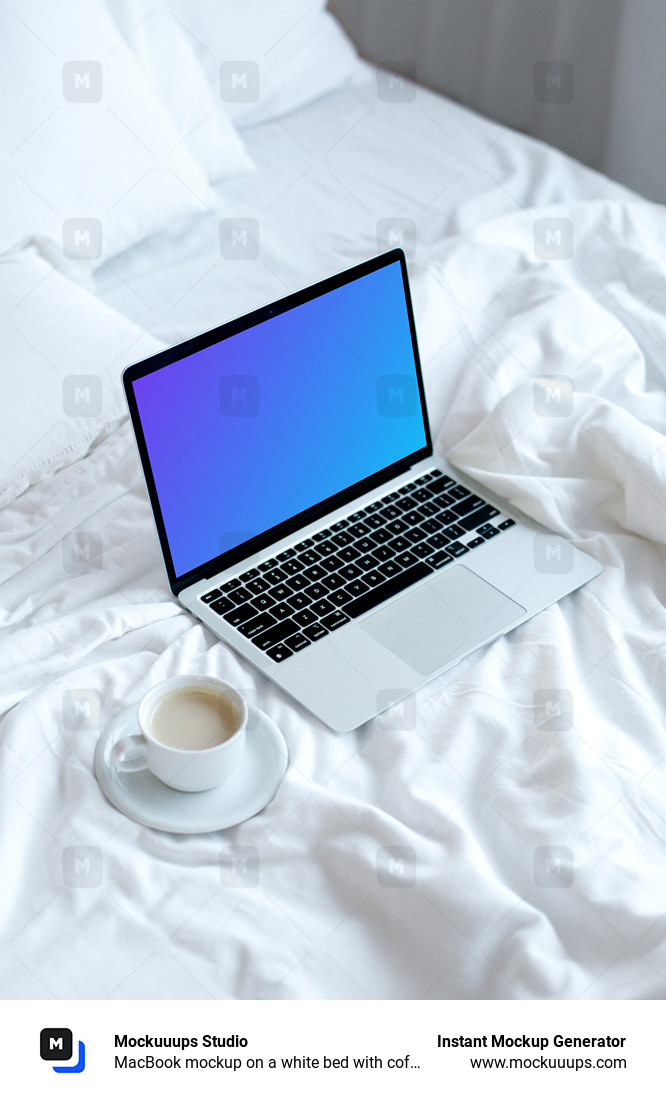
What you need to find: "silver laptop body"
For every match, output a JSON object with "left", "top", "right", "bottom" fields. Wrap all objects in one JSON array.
[{"left": 124, "top": 251, "right": 600, "bottom": 732}]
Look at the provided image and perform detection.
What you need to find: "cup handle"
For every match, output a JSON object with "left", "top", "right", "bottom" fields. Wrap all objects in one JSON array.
[{"left": 110, "top": 734, "right": 148, "bottom": 774}]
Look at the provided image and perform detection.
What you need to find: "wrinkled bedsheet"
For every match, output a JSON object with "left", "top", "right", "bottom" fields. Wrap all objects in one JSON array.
[{"left": 1, "top": 197, "right": 665, "bottom": 999}]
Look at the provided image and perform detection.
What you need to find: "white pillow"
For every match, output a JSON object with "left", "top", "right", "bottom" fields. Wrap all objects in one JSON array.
[
  {"left": 103, "top": 0, "right": 255, "bottom": 182},
  {"left": 0, "top": 247, "right": 164, "bottom": 506},
  {"left": 169, "top": 0, "right": 370, "bottom": 129},
  {"left": 0, "top": 0, "right": 216, "bottom": 267}
]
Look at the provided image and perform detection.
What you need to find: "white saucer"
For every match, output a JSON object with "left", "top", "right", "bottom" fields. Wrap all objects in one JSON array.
[{"left": 94, "top": 704, "right": 289, "bottom": 834}]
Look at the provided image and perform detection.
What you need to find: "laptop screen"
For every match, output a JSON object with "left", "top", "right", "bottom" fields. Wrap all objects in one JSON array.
[{"left": 125, "top": 251, "right": 431, "bottom": 589}]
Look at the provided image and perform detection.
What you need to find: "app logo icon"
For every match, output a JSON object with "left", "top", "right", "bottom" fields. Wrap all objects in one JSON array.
[{"left": 40, "top": 1028, "right": 86, "bottom": 1073}]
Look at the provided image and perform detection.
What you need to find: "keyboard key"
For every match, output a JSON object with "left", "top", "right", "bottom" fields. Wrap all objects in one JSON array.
[
  {"left": 210, "top": 595, "right": 235, "bottom": 615},
  {"left": 201, "top": 588, "right": 222, "bottom": 603},
  {"left": 304, "top": 622, "right": 329, "bottom": 641},
  {"left": 418, "top": 501, "right": 439, "bottom": 517},
  {"left": 321, "top": 610, "right": 349, "bottom": 631},
  {"left": 304, "top": 582, "right": 329, "bottom": 601},
  {"left": 355, "top": 537, "right": 377, "bottom": 555},
  {"left": 379, "top": 560, "right": 401, "bottom": 577},
  {"left": 468, "top": 536, "right": 485, "bottom": 548},
  {"left": 403, "top": 510, "right": 423, "bottom": 527},
  {"left": 332, "top": 531, "right": 353, "bottom": 547},
  {"left": 364, "top": 570, "right": 385, "bottom": 587},
  {"left": 317, "top": 539, "right": 338, "bottom": 556},
  {"left": 349, "top": 510, "right": 366, "bottom": 523},
  {"left": 429, "top": 476, "right": 455, "bottom": 493},
  {"left": 411, "top": 541, "right": 434, "bottom": 560},
  {"left": 223, "top": 604, "right": 257, "bottom": 627},
  {"left": 238, "top": 611, "right": 278, "bottom": 638},
  {"left": 261, "top": 557, "right": 279, "bottom": 569},
  {"left": 321, "top": 554, "right": 344, "bottom": 571},
  {"left": 344, "top": 579, "right": 369, "bottom": 599},
  {"left": 284, "top": 632, "right": 311, "bottom": 653},
  {"left": 411, "top": 488, "right": 431, "bottom": 502},
  {"left": 329, "top": 589, "right": 353, "bottom": 607},
  {"left": 425, "top": 550, "right": 452, "bottom": 569},
  {"left": 395, "top": 551, "right": 417, "bottom": 569},
  {"left": 366, "top": 501, "right": 383, "bottom": 513},
  {"left": 298, "top": 550, "right": 321, "bottom": 568},
  {"left": 421, "top": 517, "right": 444, "bottom": 534},
  {"left": 323, "top": 572, "right": 346, "bottom": 591},
  {"left": 251, "top": 594, "right": 275, "bottom": 613},
  {"left": 384, "top": 491, "right": 400, "bottom": 502},
  {"left": 228, "top": 586, "right": 253, "bottom": 606},
  {"left": 293, "top": 607, "right": 317, "bottom": 627},
  {"left": 337, "top": 544, "right": 361, "bottom": 562},
  {"left": 443, "top": 523, "right": 465, "bottom": 539},
  {"left": 452, "top": 496, "right": 483, "bottom": 517},
  {"left": 449, "top": 485, "right": 470, "bottom": 500},
  {"left": 426, "top": 533, "right": 449, "bottom": 550},
  {"left": 276, "top": 548, "right": 296, "bottom": 562},
  {"left": 364, "top": 513, "right": 385, "bottom": 530},
  {"left": 246, "top": 577, "right": 269, "bottom": 595},
  {"left": 403, "top": 527, "right": 426, "bottom": 544},
  {"left": 480, "top": 527, "right": 500, "bottom": 539},
  {"left": 458, "top": 504, "right": 500, "bottom": 532},
  {"left": 371, "top": 528, "right": 394, "bottom": 544},
  {"left": 252, "top": 618, "right": 300, "bottom": 650},
  {"left": 387, "top": 535, "right": 411, "bottom": 554},
  {"left": 268, "top": 582, "right": 292, "bottom": 602},
  {"left": 311, "top": 598, "right": 334, "bottom": 617},
  {"left": 371, "top": 544, "right": 393, "bottom": 562},
  {"left": 379, "top": 504, "right": 401, "bottom": 521},
  {"left": 439, "top": 509, "right": 459, "bottom": 525},
  {"left": 386, "top": 518, "right": 408, "bottom": 536},
  {"left": 331, "top": 518, "right": 349, "bottom": 532},
  {"left": 267, "top": 643, "right": 292, "bottom": 662},
  {"left": 312, "top": 529, "right": 332, "bottom": 543},
  {"left": 348, "top": 522, "right": 370, "bottom": 539},
  {"left": 264, "top": 568, "right": 287, "bottom": 586},
  {"left": 281, "top": 559, "right": 302, "bottom": 577},
  {"left": 271, "top": 601, "right": 293, "bottom": 621},
  {"left": 220, "top": 578, "right": 241, "bottom": 592},
  {"left": 340, "top": 563, "right": 362, "bottom": 581},
  {"left": 447, "top": 542, "right": 470, "bottom": 558},
  {"left": 303, "top": 564, "right": 326, "bottom": 583},
  {"left": 356, "top": 554, "right": 378, "bottom": 572},
  {"left": 287, "top": 593, "right": 310, "bottom": 610},
  {"left": 498, "top": 518, "right": 516, "bottom": 530},
  {"left": 297, "top": 538, "right": 314, "bottom": 550},
  {"left": 288, "top": 574, "right": 311, "bottom": 592},
  {"left": 239, "top": 568, "right": 259, "bottom": 583},
  {"left": 344, "top": 562, "right": 432, "bottom": 619}
]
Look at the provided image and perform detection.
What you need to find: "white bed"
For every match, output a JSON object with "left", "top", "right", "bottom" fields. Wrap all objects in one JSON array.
[{"left": 2, "top": 5, "right": 666, "bottom": 1001}]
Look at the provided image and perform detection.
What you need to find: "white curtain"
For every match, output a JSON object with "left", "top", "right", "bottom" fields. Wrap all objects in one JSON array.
[{"left": 329, "top": 0, "right": 666, "bottom": 203}]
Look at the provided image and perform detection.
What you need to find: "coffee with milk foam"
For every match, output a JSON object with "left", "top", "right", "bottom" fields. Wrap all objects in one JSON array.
[{"left": 148, "top": 687, "right": 240, "bottom": 751}]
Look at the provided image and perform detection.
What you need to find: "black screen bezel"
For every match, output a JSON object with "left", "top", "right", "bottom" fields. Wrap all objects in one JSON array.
[{"left": 122, "top": 249, "right": 433, "bottom": 595}]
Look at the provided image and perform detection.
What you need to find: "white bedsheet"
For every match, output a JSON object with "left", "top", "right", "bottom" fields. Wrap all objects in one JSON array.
[
  {"left": 94, "top": 79, "right": 630, "bottom": 343},
  {"left": 2, "top": 82, "right": 665, "bottom": 1000}
]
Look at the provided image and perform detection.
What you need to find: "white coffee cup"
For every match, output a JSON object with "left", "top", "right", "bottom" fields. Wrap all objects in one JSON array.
[{"left": 111, "top": 675, "right": 247, "bottom": 792}]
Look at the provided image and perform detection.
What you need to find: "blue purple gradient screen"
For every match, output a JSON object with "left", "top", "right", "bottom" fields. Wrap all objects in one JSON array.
[{"left": 131, "top": 261, "right": 427, "bottom": 578}]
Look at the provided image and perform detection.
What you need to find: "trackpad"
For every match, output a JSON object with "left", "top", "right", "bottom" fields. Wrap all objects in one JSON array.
[{"left": 360, "top": 565, "right": 525, "bottom": 675}]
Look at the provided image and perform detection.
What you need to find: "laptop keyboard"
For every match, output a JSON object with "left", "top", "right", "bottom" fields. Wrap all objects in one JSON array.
[{"left": 200, "top": 470, "right": 516, "bottom": 663}]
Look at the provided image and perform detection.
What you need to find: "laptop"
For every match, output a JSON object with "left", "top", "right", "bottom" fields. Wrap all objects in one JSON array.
[{"left": 123, "top": 249, "right": 601, "bottom": 732}]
